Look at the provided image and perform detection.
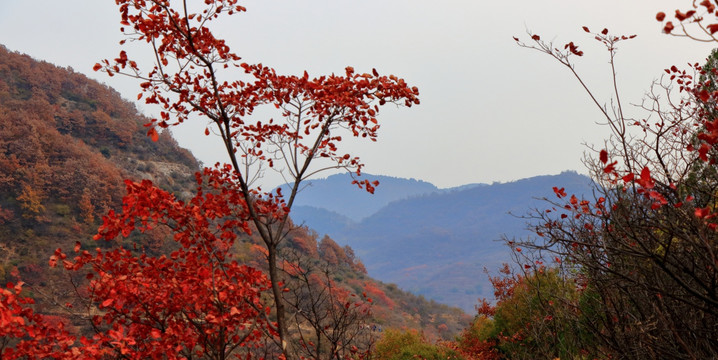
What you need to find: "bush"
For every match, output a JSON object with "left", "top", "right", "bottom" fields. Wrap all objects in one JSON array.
[{"left": 373, "top": 329, "right": 464, "bottom": 360}]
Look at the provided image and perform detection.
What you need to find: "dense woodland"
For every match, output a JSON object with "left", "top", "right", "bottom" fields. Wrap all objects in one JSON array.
[{"left": 2, "top": 0, "right": 718, "bottom": 359}]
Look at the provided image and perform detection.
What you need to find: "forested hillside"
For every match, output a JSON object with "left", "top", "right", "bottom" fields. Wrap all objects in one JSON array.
[{"left": 0, "top": 45, "right": 200, "bottom": 282}]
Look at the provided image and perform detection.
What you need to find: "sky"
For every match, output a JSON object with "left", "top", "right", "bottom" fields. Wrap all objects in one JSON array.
[{"left": 0, "top": 0, "right": 715, "bottom": 189}]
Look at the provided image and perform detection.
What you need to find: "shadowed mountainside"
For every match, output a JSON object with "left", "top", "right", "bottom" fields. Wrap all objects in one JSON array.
[{"left": 285, "top": 171, "right": 593, "bottom": 311}]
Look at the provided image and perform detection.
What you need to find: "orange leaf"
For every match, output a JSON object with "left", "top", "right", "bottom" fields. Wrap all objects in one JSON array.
[{"left": 148, "top": 128, "right": 159, "bottom": 142}]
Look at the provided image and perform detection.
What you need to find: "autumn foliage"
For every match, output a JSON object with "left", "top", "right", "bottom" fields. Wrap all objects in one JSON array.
[
  {"left": 0, "top": 11, "right": 464, "bottom": 357},
  {"left": 0, "top": 282, "right": 83, "bottom": 359},
  {"left": 51, "top": 169, "right": 274, "bottom": 359},
  {"left": 14, "top": 0, "right": 718, "bottom": 358},
  {"left": 502, "top": 2, "right": 718, "bottom": 358},
  {"left": 1, "top": 0, "right": 421, "bottom": 357},
  {"left": 87, "top": 0, "right": 420, "bottom": 357}
]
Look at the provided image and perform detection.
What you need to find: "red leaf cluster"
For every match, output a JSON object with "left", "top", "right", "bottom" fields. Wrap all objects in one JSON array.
[
  {"left": 48, "top": 166, "right": 276, "bottom": 358},
  {"left": 0, "top": 282, "right": 92, "bottom": 359}
]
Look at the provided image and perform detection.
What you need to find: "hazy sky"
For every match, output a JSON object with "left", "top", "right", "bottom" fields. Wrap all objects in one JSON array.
[{"left": 1, "top": 1, "right": 714, "bottom": 188}]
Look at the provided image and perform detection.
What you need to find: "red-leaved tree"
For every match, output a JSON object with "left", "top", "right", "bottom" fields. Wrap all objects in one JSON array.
[
  {"left": 87, "top": 0, "right": 419, "bottom": 357},
  {"left": 53, "top": 168, "right": 275, "bottom": 359}
]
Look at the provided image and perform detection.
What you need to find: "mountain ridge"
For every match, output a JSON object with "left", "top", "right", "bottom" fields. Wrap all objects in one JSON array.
[{"left": 284, "top": 170, "right": 594, "bottom": 311}]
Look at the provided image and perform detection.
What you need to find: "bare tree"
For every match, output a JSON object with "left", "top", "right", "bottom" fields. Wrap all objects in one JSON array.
[{"left": 280, "top": 248, "right": 376, "bottom": 360}]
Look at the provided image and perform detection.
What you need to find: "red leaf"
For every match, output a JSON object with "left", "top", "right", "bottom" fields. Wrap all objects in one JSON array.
[
  {"left": 603, "top": 161, "right": 617, "bottom": 174},
  {"left": 675, "top": 10, "right": 696, "bottom": 21},
  {"left": 148, "top": 128, "right": 159, "bottom": 142},
  {"left": 93, "top": 63, "right": 103, "bottom": 71},
  {"left": 699, "top": 89, "right": 711, "bottom": 102},
  {"left": 582, "top": 26, "right": 590, "bottom": 33},
  {"left": 698, "top": 143, "right": 711, "bottom": 161},
  {"left": 695, "top": 207, "right": 712, "bottom": 218},
  {"left": 701, "top": 0, "right": 716, "bottom": 13},
  {"left": 656, "top": 12, "right": 666, "bottom": 21},
  {"left": 622, "top": 173, "right": 635, "bottom": 183},
  {"left": 664, "top": 21, "right": 675, "bottom": 33},
  {"left": 531, "top": 34, "right": 541, "bottom": 41},
  {"left": 708, "top": 24, "right": 718, "bottom": 34},
  {"left": 599, "top": 149, "right": 608, "bottom": 164},
  {"left": 553, "top": 187, "right": 567, "bottom": 198},
  {"left": 637, "top": 167, "right": 655, "bottom": 189}
]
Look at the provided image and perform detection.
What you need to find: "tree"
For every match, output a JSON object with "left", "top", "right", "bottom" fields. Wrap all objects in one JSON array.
[
  {"left": 54, "top": 173, "right": 274, "bottom": 359},
  {"left": 510, "top": 5, "right": 718, "bottom": 358},
  {"left": 279, "top": 249, "right": 375, "bottom": 360},
  {"left": 91, "top": 0, "right": 419, "bottom": 357},
  {"left": 457, "top": 264, "right": 596, "bottom": 360}
]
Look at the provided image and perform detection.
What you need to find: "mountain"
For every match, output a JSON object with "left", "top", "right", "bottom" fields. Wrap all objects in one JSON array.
[
  {"left": 0, "top": 45, "right": 200, "bottom": 283},
  {"left": 282, "top": 173, "right": 443, "bottom": 220},
  {"left": 284, "top": 171, "right": 594, "bottom": 311},
  {"left": 0, "top": 45, "right": 470, "bottom": 340}
]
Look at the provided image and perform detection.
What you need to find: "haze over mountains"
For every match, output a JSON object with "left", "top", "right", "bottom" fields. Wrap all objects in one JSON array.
[{"left": 284, "top": 171, "right": 594, "bottom": 311}]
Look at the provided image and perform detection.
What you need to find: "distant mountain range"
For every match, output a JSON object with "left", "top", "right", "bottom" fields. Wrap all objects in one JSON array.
[{"left": 284, "top": 171, "right": 594, "bottom": 311}]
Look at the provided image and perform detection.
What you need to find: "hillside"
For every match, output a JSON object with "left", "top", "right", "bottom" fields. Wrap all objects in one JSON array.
[
  {"left": 0, "top": 45, "right": 200, "bottom": 282},
  {"left": 0, "top": 45, "right": 469, "bottom": 340},
  {"left": 284, "top": 171, "right": 594, "bottom": 311}
]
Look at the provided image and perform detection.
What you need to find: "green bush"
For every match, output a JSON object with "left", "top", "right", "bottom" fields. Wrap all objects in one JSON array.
[{"left": 373, "top": 329, "right": 464, "bottom": 360}]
